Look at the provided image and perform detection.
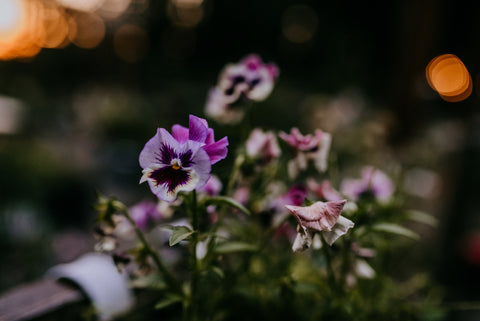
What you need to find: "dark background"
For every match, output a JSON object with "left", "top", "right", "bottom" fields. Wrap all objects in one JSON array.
[{"left": 1, "top": 1, "right": 480, "bottom": 319}]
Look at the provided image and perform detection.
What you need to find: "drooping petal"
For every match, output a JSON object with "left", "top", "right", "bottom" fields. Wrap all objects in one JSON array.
[
  {"left": 292, "top": 225, "right": 313, "bottom": 252},
  {"left": 202, "top": 136, "right": 229, "bottom": 164},
  {"left": 310, "top": 131, "right": 331, "bottom": 173},
  {"left": 321, "top": 215, "right": 354, "bottom": 245},
  {"left": 285, "top": 200, "right": 347, "bottom": 232}
]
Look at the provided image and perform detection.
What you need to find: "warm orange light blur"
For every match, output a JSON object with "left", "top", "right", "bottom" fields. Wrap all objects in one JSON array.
[
  {"left": 426, "top": 54, "right": 472, "bottom": 102},
  {"left": 68, "top": 12, "right": 106, "bottom": 49},
  {"left": 113, "top": 24, "right": 149, "bottom": 63},
  {"left": 167, "top": 0, "right": 204, "bottom": 28},
  {"left": 0, "top": 0, "right": 128, "bottom": 60}
]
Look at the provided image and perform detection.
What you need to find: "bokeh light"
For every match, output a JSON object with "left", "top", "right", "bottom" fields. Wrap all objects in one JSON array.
[
  {"left": 167, "top": 0, "right": 205, "bottom": 28},
  {"left": 113, "top": 24, "right": 149, "bottom": 63},
  {"left": 68, "top": 11, "right": 106, "bottom": 49},
  {"left": 426, "top": 54, "right": 472, "bottom": 102}
]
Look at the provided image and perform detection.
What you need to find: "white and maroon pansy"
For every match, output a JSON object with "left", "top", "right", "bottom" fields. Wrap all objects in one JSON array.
[{"left": 285, "top": 199, "right": 354, "bottom": 251}]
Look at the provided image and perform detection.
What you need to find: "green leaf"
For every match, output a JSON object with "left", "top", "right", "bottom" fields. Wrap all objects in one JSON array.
[
  {"left": 155, "top": 294, "right": 183, "bottom": 310},
  {"left": 406, "top": 210, "right": 438, "bottom": 227},
  {"left": 205, "top": 196, "right": 251, "bottom": 216},
  {"left": 130, "top": 274, "right": 167, "bottom": 290},
  {"left": 214, "top": 241, "right": 258, "bottom": 254},
  {"left": 372, "top": 223, "right": 420, "bottom": 240},
  {"left": 169, "top": 226, "right": 194, "bottom": 246},
  {"left": 209, "top": 266, "right": 225, "bottom": 279}
]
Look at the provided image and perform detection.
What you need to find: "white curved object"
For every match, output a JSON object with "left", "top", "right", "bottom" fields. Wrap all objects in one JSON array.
[{"left": 46, "top": 253, "right": 134, "bottom": 320}]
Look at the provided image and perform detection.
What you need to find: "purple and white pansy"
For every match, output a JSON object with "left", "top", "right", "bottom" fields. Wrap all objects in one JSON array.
[
  {"left": 205, "top": 54, "right": 279, "bottom": 124},
  {"left": 139, "top": 115, "right": 228, "bottom": 202}
]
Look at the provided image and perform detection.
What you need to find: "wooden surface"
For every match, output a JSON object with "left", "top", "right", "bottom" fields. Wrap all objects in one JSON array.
[{"left": 0, "top": 279, "right": 87, "bottom": 321}]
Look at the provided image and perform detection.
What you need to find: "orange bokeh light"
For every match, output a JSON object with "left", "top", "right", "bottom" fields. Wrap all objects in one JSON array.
[{"left": 426, "top": 54, "right": 472, "bottom": 102}]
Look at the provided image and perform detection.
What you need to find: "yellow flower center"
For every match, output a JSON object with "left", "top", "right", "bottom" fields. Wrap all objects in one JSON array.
[{"left": 171, "top": 162, "right": 181, "bottom": 170}]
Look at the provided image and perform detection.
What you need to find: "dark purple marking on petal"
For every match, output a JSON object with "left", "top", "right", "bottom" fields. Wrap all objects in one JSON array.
[
  {"left": 225, "top": 75, "right": 247, "bottom": 96},
  {"left": 179, "top": 149, "right": 194, "bottom": 167},
  {"left": 249, "top": 78, "right": 261, "bottom": 89},
  {"left": 150, "top": 166, "right": 190, "bottom": 192},
  {"left": 159, "top": 144, "right": 177, "bottom": 164}
]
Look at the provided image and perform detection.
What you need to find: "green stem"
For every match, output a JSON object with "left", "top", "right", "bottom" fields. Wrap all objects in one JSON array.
[
  {"left": 226, "top": 154, "right": 245, "bottom": 197},
  {"left": 121, "top": 208, "right": 178, "bottom": 292},
  {"left": 320, "top": 234, "right": 338, "bottom": 292},
  {"left": 188, "top": 190, "right": 200, "bottom": 321}
]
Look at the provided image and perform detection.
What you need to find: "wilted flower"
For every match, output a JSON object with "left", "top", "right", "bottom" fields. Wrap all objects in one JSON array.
[
  {"left": 341, "top": 166, "right": 394, "bottom": 203},
  {"left": 246, "top": 128, "right": 281, "bottom": 162},
  {"left": 205, "top": 54, "right": 279, "bottom": 124},
  {"left": 139, "top": 115, "right": 228, "bottom": 202},
  {"left": 285, "top": 200, "right": 354, "bottom": 251},
  {"left": 279, "top": 127, "right": 331, "bottom": 178}
]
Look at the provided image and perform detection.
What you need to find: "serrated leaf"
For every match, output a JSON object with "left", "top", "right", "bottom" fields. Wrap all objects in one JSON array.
[
  {"left": 169, "top": 226, "right": 194, "bottom": 246},
  {"left": 372, "top": 223, "right": 420, "bottom": 240},
  {"left": 130, "top": 274, "right": 167, "bottom": 290},
  {"left": 205, "top": 196, "right": 251, "bottom": 216},
  {"left": 155, "top": 294, "right": 183, "bottom": 310},
  {"left": 214, "top": 241, "right": 258, "bottom": 254},
  {"left": 406, "top": 210, "right": 438, "bottom": 227}
]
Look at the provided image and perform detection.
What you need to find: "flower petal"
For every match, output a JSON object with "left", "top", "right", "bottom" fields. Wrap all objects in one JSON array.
[
  {"left": 203, "top": 136, "right": 229, "bottom": 164},
  {"left": 139, "top": 128, "right": 179, "bottom": 169},
  {"left": 171, "top": 124, "right": 189, "bottom": 144},
  {"left": 285, "top": 200, "right": 347, "bottom": 232},
  {"left": 188, "top": 115, "right": 208, "bottom": 143},
  {"left": 321, "top": 215, "right": 355, "bottom": 245}
]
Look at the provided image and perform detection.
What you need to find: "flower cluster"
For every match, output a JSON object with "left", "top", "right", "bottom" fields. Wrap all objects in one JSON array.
[{"left": 93, "top": 54, "right": 440, "bottom": 321}]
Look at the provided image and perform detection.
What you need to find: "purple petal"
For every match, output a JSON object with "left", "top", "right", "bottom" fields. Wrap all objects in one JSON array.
[
  {"left": 171, "top": 124, "right": 189, "bottom": 143},
  {"left": 202, "top": 136, "right": 229, "bottom": 164},
  {"left": 139, "top": 128, "right": 179, "bottom": 168},
  {"left": 188, "top": 115, "right": 208, "bottom": 143}
]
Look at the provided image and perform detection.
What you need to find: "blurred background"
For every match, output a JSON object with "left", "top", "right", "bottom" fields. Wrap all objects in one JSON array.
[{"left": 1, "top": 0, "right": 480, "bottom": 319}]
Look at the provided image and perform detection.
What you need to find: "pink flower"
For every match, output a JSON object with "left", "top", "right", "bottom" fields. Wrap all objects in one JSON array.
[
  {"left": 198, "top": 175, "right": 223, "bottom": 197},
  {"left": 246, "top": 128, "right": 281, "bottom": 162},
  {"left": 279, "top": 127, "right": 331, "bottom": 178},
  {"left": 340, "top": 166, "right": 394, "bottom": 203},
  {"left": 307, "top": 179, "right": 343, "bottom": 201},
  {"left": 285, "top": 200, "right": 354, "bottom": 251}
]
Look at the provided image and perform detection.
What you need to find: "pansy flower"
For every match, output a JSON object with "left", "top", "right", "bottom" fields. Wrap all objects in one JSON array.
[
  {"left": 279, "top": 127, "right": 331, "bottom": 179},
  {"left": 285, "top": 200, "right": 354, "bottom": 251},
  {"left": 205, "top": 54, "right": 279, "bottom": 124},
  {"left": 245, "top": 128, "right": 281, "bottom": 163},
  {"left": 271, "top": 184, "right": 307, "bottom": 228},
  {"left": 139, "top": 115, "right": 227, "bottom": 202},
  {"left": 307, "top": 179, "right": 343, "bottom": 201},
  {"left": 340, "top": 166, "right": 394, "bottom": 203}
]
